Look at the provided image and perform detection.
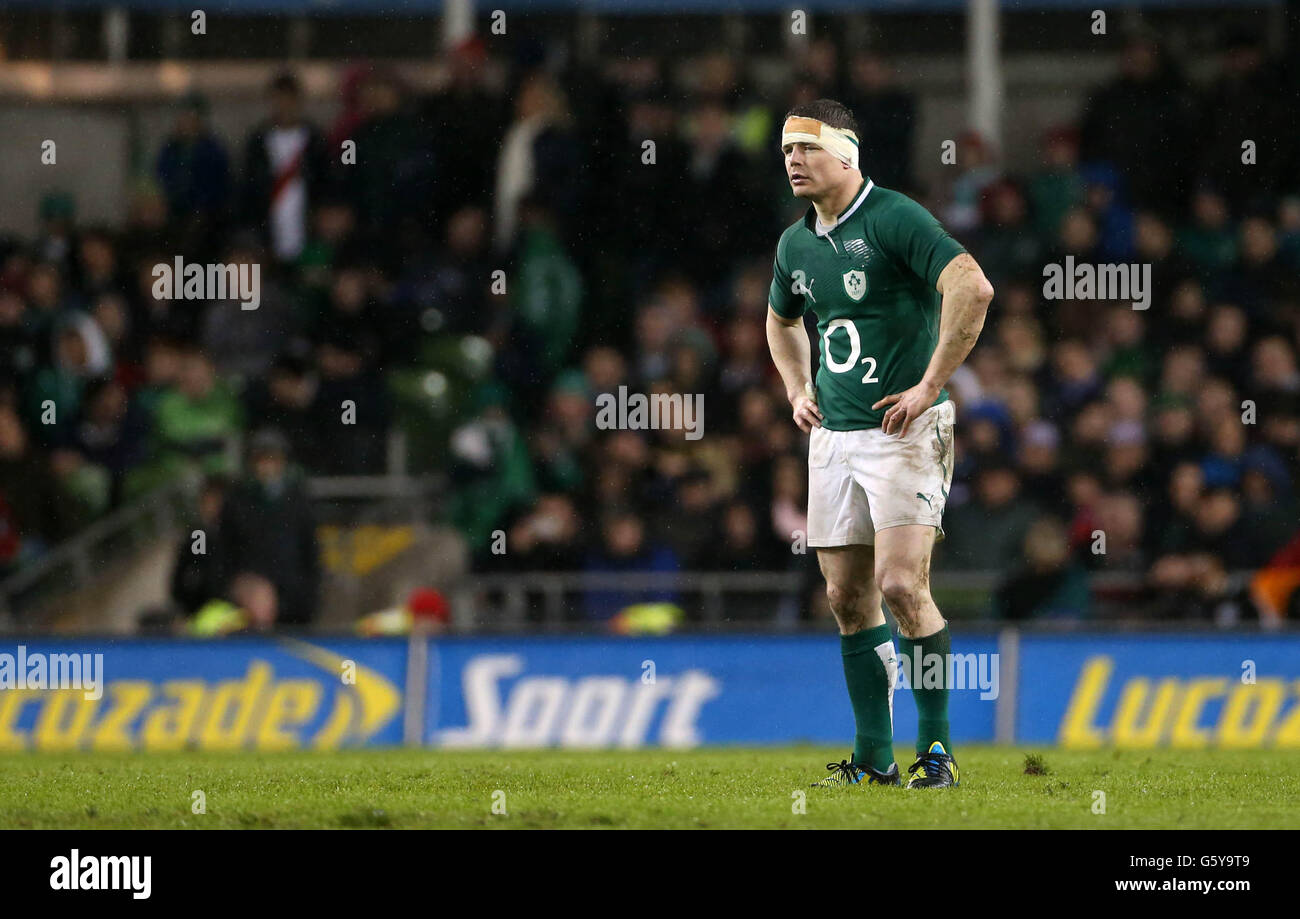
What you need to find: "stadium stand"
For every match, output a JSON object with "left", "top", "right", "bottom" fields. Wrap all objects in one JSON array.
[{"left": 0, "top": 24, "right": 1297, "bottom": 629}]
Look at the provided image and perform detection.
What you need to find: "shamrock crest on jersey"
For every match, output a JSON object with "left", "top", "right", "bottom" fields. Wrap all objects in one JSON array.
[{"left": 843, "top": 269, "right": 867, "bottom": 301}]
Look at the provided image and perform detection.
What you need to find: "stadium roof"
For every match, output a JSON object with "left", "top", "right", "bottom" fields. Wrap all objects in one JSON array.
[{"left": 0, "top": 0, "right": 1283, "bottom": 14}]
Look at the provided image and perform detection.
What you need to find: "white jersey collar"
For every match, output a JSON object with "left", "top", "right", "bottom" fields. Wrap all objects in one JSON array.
[{"left": 814, "top": 178, "right": 874, "bottom": 237}]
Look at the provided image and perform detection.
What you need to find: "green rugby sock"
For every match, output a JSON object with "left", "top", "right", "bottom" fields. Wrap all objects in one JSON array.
[
  {"left": 899, "top": 623, "right": 952, "bottom": 754},
  {"left": 840, "top": 623, "right": 897, "bottom": 772}
]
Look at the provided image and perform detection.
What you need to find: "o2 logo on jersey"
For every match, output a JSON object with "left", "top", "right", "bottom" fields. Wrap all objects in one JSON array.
[
  {"left": 843, "top": 269, "right": 868, "bottom": 301},
  {"left": 823, "top": 319, "right": 880, "bottom": 384}
]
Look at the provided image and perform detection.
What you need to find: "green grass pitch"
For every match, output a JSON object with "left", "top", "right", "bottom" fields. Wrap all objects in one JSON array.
[{"left": 2, "top": 746, "right": 1297, "bottom": 829}]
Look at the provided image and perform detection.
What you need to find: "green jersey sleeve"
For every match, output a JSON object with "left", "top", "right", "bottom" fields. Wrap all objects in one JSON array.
[
  {"left": 877, "top": 195, "right": 967, "bottom": 290},
  {"left": 768, "top": 230, "right": 806, "bottom": 319}
]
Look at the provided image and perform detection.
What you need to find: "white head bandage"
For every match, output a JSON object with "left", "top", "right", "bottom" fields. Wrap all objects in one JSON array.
[{"left": 781, "top": 116, "right": 859, "bottom": 169}]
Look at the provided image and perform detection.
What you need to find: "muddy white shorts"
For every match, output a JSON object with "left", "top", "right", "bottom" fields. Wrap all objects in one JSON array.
[{"left": 806, "top": 400, "right": 956, "bottom": 547}]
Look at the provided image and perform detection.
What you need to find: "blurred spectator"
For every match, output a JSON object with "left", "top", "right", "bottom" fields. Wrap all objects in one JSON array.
[
  {"left": 242, "top": 352, "right": 321, "bottom": 466},
  {"left": 424, "top": 38, "right": 507, "bottom": 215},
  {"left": 677, "top": 97, "right": 765, "bottom": 287},
  {"left": 148, "top": 343, "right": 243, "bottom": 480},
  {"left": 843, "top": 53, "right": 916, "bottom": 193},
  {"left": 1028, "top": 126, "right": 1086, "bottom": 239},
  {"left": 969, "top": 180, "right": 1042, "bottom": 288},
  {"left": 199, "top": 236, "right": 297, "bottom": 379},
  {"left": 171, "top": 475, "right": 230, "bottom": 615},
  {"left": 942, "top": 130, "right": 1001, "bottom": 233},
  {"left": 1133, "top": 212, "right": 1196, "bottom": 306},
  {"left": 503, "top": 494, "right": 584, "bottom": 571},
  {"left": 1196, "top": 28, "right": 1291, "bottom": 216},
  {"left": 74, "top": 377, "right": 148, "bottom": 501},
  {"left": 348, "top": 69, "right": 434, "bottom": 261},
  {"left": 393, "top": 205, "right": 494, "bottom": 339},
  {"left": 218, "top": 429, "right": 320, "bottom": 626},
  {"left": 1179, "top": 191, "right": 1238, "bottom": 282},
  {"left": 494, "top": 72, "right": 582, "bottom": 253},
  {"left": 528, "top": 370, "right": 592, "bottom": 494},
  {"left": 943, "top": 463, "right": 1040, "bottom": 570},
  {"left": 189, "top": 572, "right": 280, "bottom": 635},
  {"left": 583, "top": 510, "right": 680, "bottom": 622},
  {"left": 356, "top": 586, "right": 452, "bottom": 636},
  {"left": 596, "top": 83, "right": 687, "bottom": 296},
  {"left": 0, "top": 405, "right": 70, "bottom": 567},
  {"left": 155, "top": 92, "right": 232, "bottom": 256},
  {"left": 1220, "top": 217, "right": 1297, "bottom": 316},
  {"left": 241, "top": 71, "right": 331, "bottom": 262},
  {"left": 1078, "top": 32, "right": 1196, "bottom": 217},
  {"left": 35, "top": 192, "right": 78, "bottom": 271},
  {"left": 311, "top": 336, "right": 390, "bottom": 475},
  {"left": 1251, "top": 533, "right": 1300, "bottom": 623},
  {"left": 654, "top": 466, "right": 719, "bottom": 567},
  {"left": 700, "top": 500, "right": 786, "bottom": 572},
  {"left": 449, "top": 382, "right": 536, "bottom": 556},
  {"left": 1091, "top": 492, "right": 1147, "bottom": 573},
  {"left": 1015, "top": 420, "right": 1065, "bottom": 514},
  {"left": 993, "top": 517, "right": 1091, "bottom": 619},
  {"left": 1150, "top": 552, "right": 1257, "bottom": 623},
  {"left": 75, "top": 228, "right": 129, "bottom": 301},
  {"left": 509, "top": 197, "right": 584, "bottom": 376}
]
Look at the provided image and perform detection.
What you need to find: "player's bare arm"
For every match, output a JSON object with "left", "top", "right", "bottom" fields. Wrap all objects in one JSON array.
[
  {"left": 766, "top": 307, "right": 823, "bottom": 433},
  {"left": 874, "top": 253, "right": 993, "bottom": 436}
]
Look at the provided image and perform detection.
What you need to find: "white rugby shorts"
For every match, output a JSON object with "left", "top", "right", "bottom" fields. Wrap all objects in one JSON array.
[{"left": 806, "top": 399, "right": 956, "bottom": 547}]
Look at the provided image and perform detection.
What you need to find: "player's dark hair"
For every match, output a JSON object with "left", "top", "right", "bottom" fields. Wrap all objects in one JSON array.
[{"left": 785, "top": 98, "right": 859, "bottom": 137}]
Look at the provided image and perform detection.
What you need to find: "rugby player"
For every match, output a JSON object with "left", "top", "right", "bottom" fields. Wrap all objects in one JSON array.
[{"left": 766, "top": 99, "right": 994, "bottom": 788}]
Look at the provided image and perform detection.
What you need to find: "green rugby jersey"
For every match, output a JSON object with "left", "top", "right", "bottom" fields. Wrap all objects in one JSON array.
[{"left": 769, "top": 178, "right": 966, "bottom": 431}]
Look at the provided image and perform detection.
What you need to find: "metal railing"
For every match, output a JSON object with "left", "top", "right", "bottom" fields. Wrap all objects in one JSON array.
[
  {"left": 0, "top": 469, "right": 446, "bottom": 628},
  {"left": 0, "top": 458, "right": 1271, "bottom": 631},
  {"left": 443, "top": 568, "right": 1269, "bottom": 631},
  {"left": 0, "top": 478, "right": 192, "bottom": 625},
  {"left": 449, "top": 570, "right": 809, "bottom": 628}
]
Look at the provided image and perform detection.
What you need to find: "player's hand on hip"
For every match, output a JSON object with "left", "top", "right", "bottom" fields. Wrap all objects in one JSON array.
[
  {"left": 791, "top": 382, "right": 823, "bottom": 433},
  {"left": 873, "top": 381, "right": 940, "bottom": 437}
]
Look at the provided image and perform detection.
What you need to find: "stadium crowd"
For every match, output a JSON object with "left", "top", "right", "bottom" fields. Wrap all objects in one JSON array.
[{"left": 1, "top": 28, "right": 1298, "bottom": 626}]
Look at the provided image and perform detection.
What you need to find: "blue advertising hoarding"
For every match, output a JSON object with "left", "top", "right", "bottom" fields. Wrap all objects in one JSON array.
[
  {"left": 1, "top": 630, "right": 1298, "bottom": 751},
  {"left": 425, "top": 634, "right": 999, "bottom": 747},
  {"left": 0, "top": 637, "right": 408, "bottom": 751},
  {"left": 1015, "top": 633, "right": 1300, "bottom": 749}
]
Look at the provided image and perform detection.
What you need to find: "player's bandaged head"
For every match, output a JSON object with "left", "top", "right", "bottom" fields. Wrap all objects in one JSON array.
[{"left": 781, "top": 116, "right": 860, "bottom": 169}]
